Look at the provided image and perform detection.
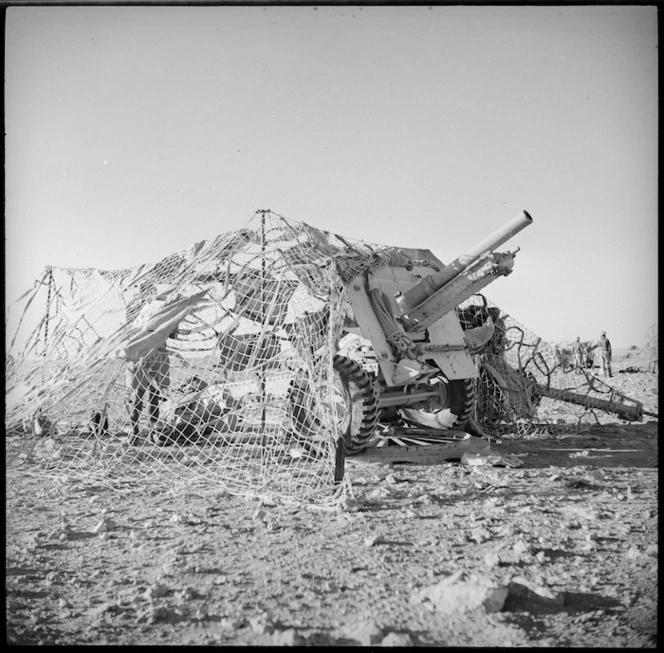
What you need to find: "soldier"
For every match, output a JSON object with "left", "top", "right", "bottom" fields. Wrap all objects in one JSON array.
[
  {"left": 597, "top": 331, "right": 613, "bottom": 378},
  {"left": 125, "top": 283, "right": 180, "bottom": 443},
  {"left": 572, "top": 337, "right": 584, "bottom": 373}
]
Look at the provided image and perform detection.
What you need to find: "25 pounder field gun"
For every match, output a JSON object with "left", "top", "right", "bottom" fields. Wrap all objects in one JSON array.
[{"left": 292, "top": 210, "right": 646, "bottom": 454}]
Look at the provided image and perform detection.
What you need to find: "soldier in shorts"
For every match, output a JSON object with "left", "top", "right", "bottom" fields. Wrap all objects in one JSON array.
[
  {"left": 125, "top": 282, "right": 180, "bottom": 443},
  {"left": 127, "top": 341, "right": 173, "bottom": 440},
  {"left": 597, "top": 331, "right": 612, "bottom": 378}
]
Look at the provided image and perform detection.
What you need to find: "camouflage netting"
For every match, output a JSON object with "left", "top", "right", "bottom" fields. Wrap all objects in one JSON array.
[
  {"left": 454, "top": 295, "right": 646, "bottom": 439},
  {"left": 6, "top": 211, "right": 375, "bottom": 503},
  {"left": 5, "top": 210, "right": 648, "bottom": 502}
]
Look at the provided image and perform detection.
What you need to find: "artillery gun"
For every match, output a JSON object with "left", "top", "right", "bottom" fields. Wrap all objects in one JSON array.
[{"left": 290, "top": 211, "right": 646, "bottom": 455}]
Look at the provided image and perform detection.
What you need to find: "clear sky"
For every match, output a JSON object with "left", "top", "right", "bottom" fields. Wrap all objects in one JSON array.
[{"left": 5, "top": 5, "right": 658, "bottom": 349}]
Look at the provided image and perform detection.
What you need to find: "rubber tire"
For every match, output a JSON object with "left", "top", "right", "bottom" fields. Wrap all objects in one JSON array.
[
  {"left": 400, "top": 377, "right": 475, "bottom": 432},
  {"left": 287, "top": 355, "right": 380, "bottom": 455},
  {"left": 331, "top": 355, "right": 380, "bottom": 455}
]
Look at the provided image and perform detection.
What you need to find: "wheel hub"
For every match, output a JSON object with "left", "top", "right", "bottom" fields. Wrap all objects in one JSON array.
[
  {"left": 417, "top": 378, "right": 450, "bottom": 412},
  {"left": 331, "top": 374, "right": 351, "bottom": 432}
]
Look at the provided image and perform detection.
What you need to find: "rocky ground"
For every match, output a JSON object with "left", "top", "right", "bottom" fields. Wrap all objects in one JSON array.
[{"left": 5, "top": 371, "right": 658, "bottom": 647}]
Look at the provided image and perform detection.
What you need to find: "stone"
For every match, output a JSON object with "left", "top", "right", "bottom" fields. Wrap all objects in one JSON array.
[
  {"left": 176, "top": 587, "right": 198, "bottom": 601},
  {"left": 410, "top": 571, "right": 502, "bottom": 616},
  {"left": 512, "top": 539, "right": 530, "bottom": 556},
  {"left": 484, "top": 587, "right": 510, "bottom": 613},
  {"left": 252, "top": 508, "right": 267, "bottom": 522},
  {"left": 469, "top": 527, "right": 491, "bottom": 544},
  {"left": 148, "top": 606, "right": 181, "bottom": 624},
  {"left": 341, "top": 620, "right": 383, "bottom": 646},
  {"left": 380, "top": 632, "right": 413, "bottom": 647},
  {"left": 626, "top": 546, "right": 640, "bottom": 560},
  {"left": 93, "top": 517, "right": 116, "bottom": 533},
  {"left": 249, "top": 615, "right": 273, "bottom": 634},
  {"left": 272, "top": 628, "right": 303, "bottom": 646},
  {"left": 503, "top": 577, "right": 564, "bottom": 613},
  {"left": 143, "top": 583, "right": 169, "bottom": 599}
]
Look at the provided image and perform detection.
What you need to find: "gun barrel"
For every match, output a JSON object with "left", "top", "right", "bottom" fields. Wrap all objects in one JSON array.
[{"left": 397, "top": 210, "right": 533, "bottom": 314}]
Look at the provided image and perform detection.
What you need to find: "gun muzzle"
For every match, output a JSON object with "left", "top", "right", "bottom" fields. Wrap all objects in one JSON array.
[{"left": 396, "top": 210, "right": 533, "bottom": 315}]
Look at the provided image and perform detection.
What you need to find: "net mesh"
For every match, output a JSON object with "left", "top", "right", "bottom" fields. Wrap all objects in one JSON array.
[
  {"left": 6, "top": 211, "right": 648, "bottom": 503},
  {"left": 454, "top": 295, "right": 645, "bottom": 439},
  {"left": 6, "top": 212, "right": 379, "bottom": 503}
]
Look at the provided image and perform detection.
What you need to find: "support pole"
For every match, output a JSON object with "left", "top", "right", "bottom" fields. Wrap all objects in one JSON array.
[
  {"left": 258, "top": 210, "right": 268, "bottom": 434},
  {"left": 43, "top": 266, "right": 54, "bottom": 356}
]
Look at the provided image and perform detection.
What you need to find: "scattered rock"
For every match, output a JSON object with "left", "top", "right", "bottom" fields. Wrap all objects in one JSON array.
[
  {"left": 469, "top": 527, "right": 492, "bottom": 544},
  {"left": 366, "top": 486, "right": 391, "bottom": 500},
  {"left": 175, "top": 587, "right": 199, "bottom": 601},
  {"left": 143, "top": 582, "right": 169, "bottom": 600},
  {"left": 340, "top": 620, "right": 383, "bottom": 646},
  {"left": 87, "top": 601, "right": 122, "bottom": 618},
  {"left": 271, "top": 628, "right": 303, "bottom": 646},
  {"left": 26, "top": 536, "right": 41, "bottom": 550},
  {"left": 93, "top": 517, "right": 116, "bottom": 533},
  {"left": 338, "top": 495, "right": 361, "bottom": 512},
  {"left": 252, "top": 508, "right": 267, "bottom": 522},
  {"left": 559, "top": 506, "right": 599, "bottom": 522},
  {"left": 626, "top": 546, "right": 640, "bottom": 560},
  {"left": 410, "top": 571, "right": 502, "bottom": 615},
  {"left": 512, "top": 539, "right": 531, "bottom": 556},
  {"left": 380, "top": 631, "right": 413, "bottom": 647},
  {"left": 147, "top": 605, "right": 182, "bottom": 624},
  {"left": 460, "top": 450, "right": 489, "bottom": 466},
  {"left": 249, "top": 615, "right": 273, "bottom": 634},
  {"left": 502, "top": 577, "right": 564, "bottom": 613}
]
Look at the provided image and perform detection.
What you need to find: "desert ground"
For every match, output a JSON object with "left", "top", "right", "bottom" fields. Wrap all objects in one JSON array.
[{"left": 5, "top": 367, "right": 658, "bottom": 647}]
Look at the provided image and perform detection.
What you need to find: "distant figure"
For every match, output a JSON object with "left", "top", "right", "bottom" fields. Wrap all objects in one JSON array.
[
  {"left": 572, "top": 337, "right": 585, "bottom": 373},
  {"left": 554, "top": 346, "right": 572, "bottom": 372},
  {"left": 597, "top": 331, "right": 613, "bottom": 378}
]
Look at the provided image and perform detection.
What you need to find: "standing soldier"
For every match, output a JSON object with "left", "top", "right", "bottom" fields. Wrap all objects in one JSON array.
[
  {"left": 572, "top": 337, "right": 584, "bottom": 373},
  {"left": 597, "top": 331, "right": 613, "bottom": 378},
  {"left": 125, "top": 282, "right": 179, "bottom": 444}
]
